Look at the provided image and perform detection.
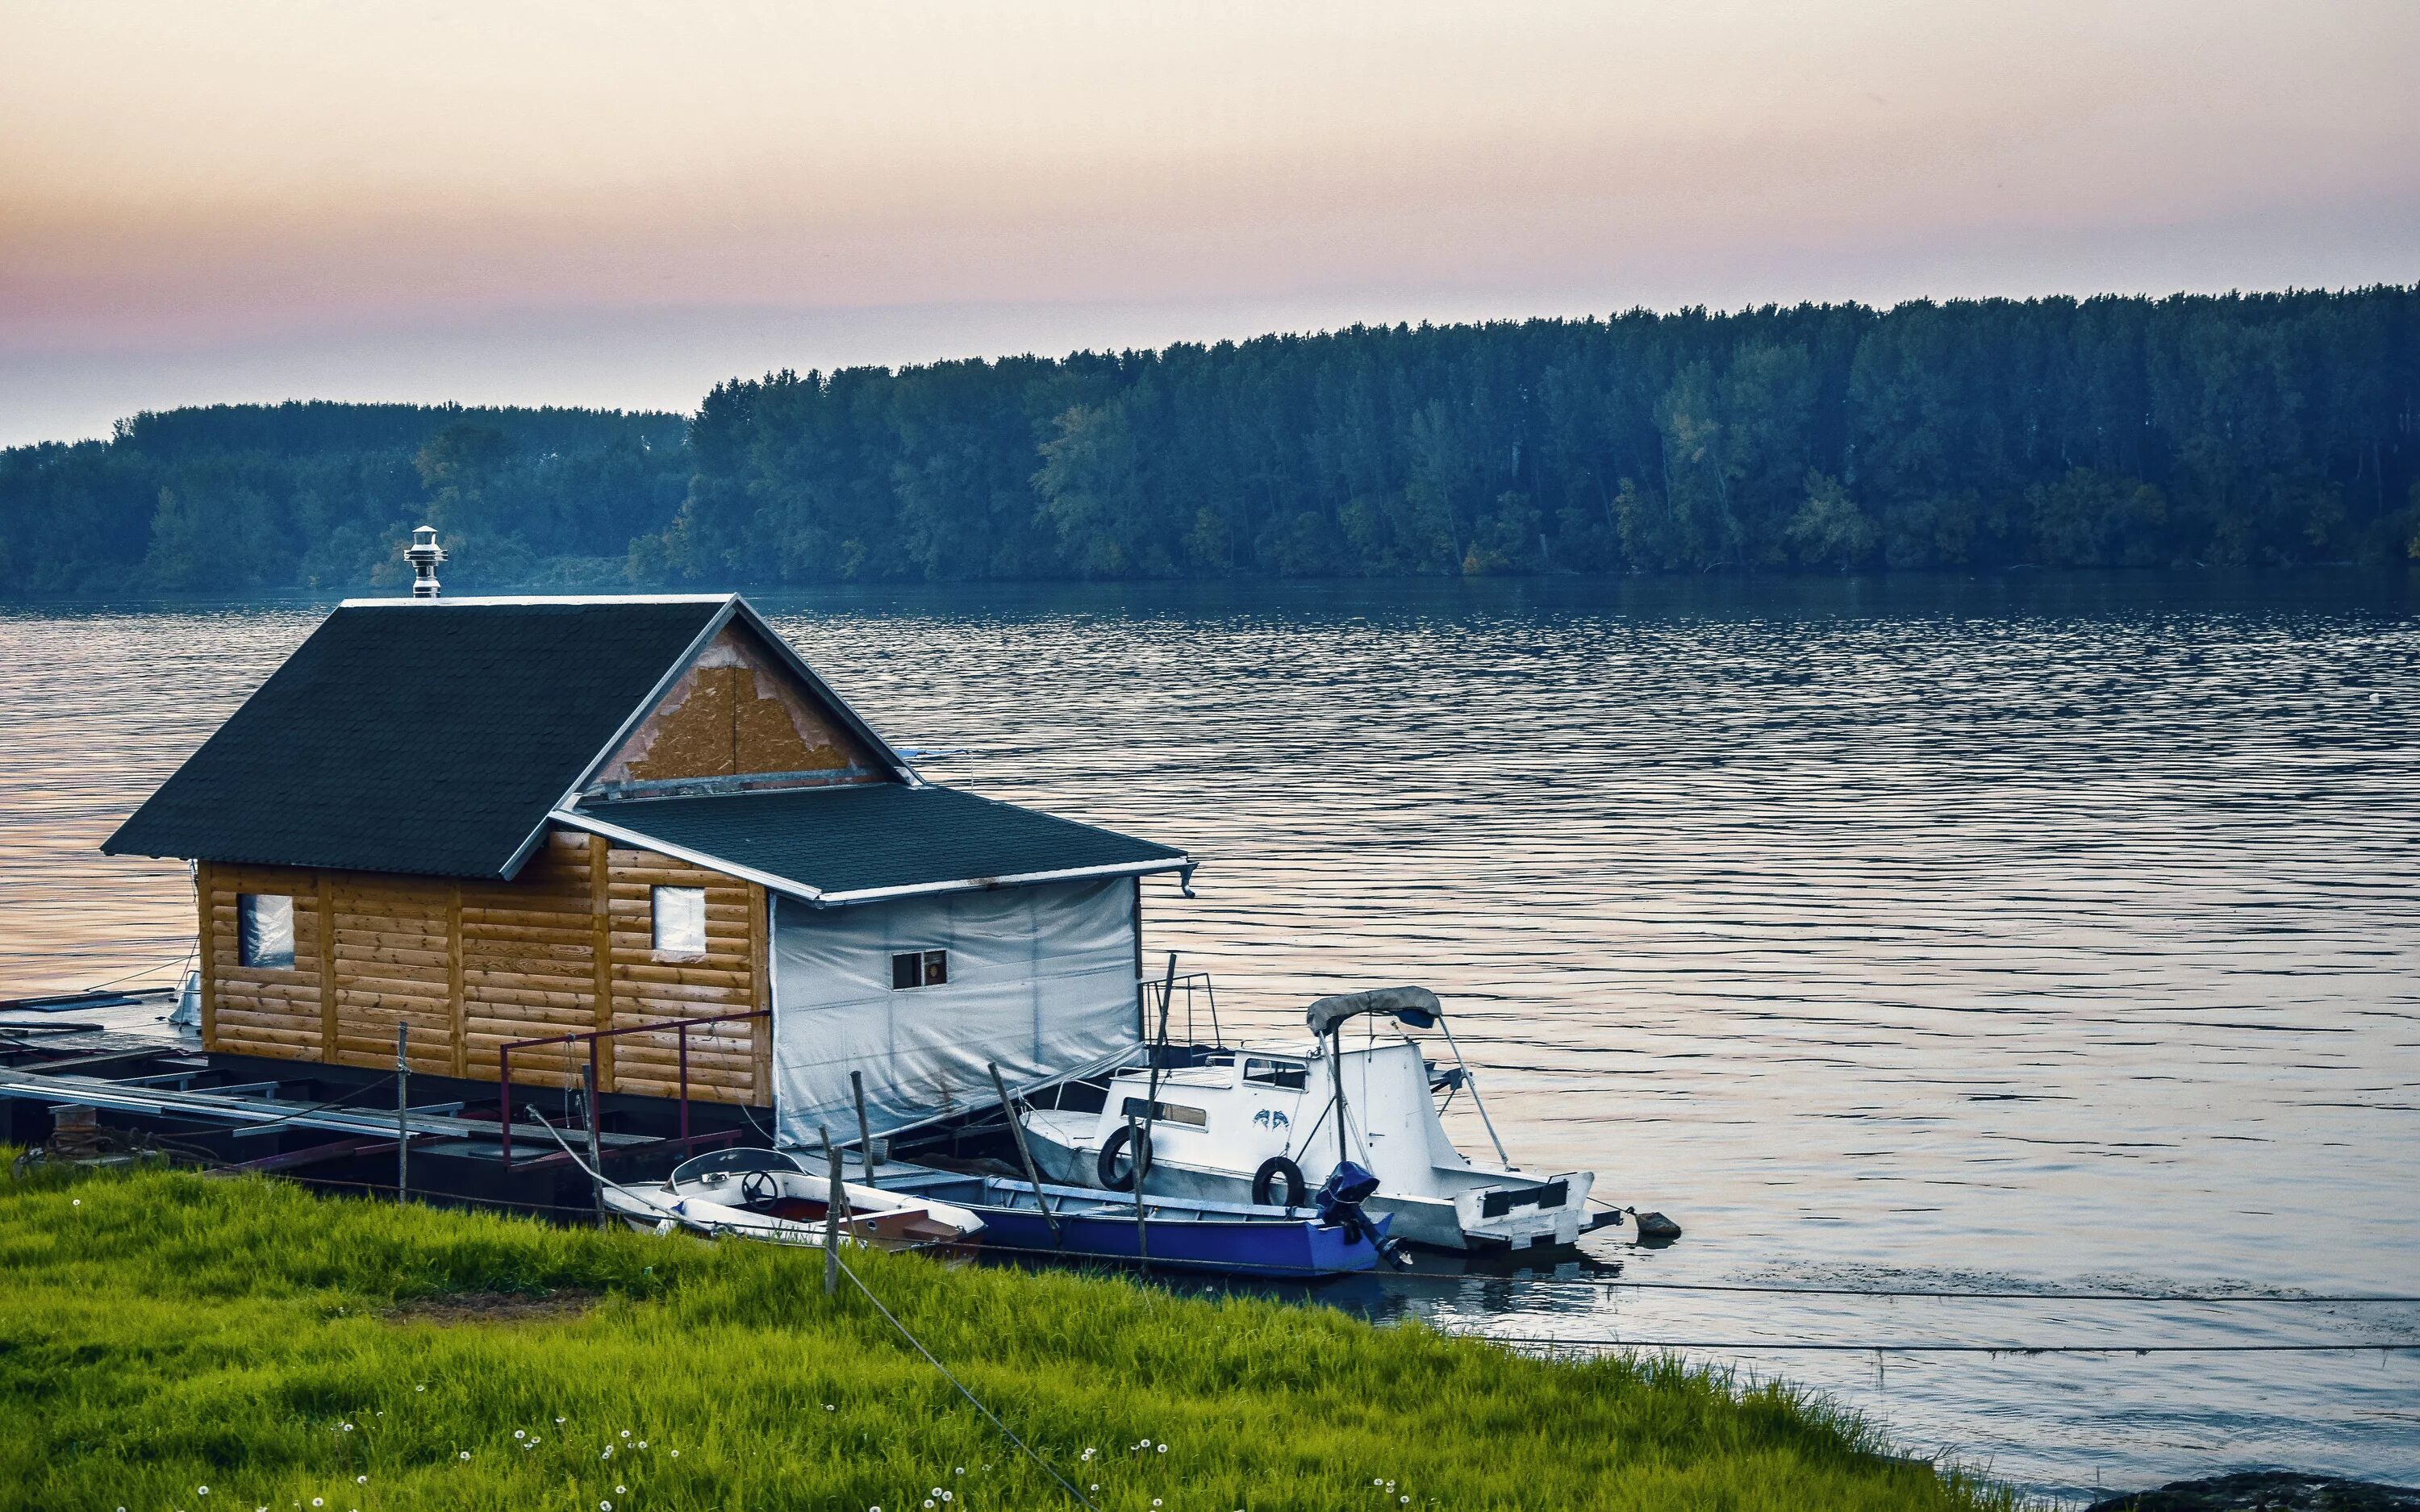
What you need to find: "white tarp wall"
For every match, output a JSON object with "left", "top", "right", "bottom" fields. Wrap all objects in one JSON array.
[{"left": 772, "top": 877, "right": 1139, "bottom": 1147}]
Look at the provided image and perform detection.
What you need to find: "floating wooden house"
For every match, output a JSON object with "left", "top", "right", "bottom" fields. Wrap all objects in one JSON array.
[{"left": 104, "top": 583, "right": 1191, "bottom": 1146}]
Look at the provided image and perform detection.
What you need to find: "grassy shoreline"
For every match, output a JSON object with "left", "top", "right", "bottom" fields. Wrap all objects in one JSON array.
[{"left": 0, "top": 1157, "right": 2009, "bottom": 1511}]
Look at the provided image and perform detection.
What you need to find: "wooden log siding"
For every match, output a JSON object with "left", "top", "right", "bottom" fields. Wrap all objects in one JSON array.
[
  {"left": 605, "top": 848, "right": 765, "bottom": 1101},
  {"left": 194, "top": 829, "right": 770, "bottom": 1105},
  {"left": 204, "top": 862, "right": 323, "bottom": 1062},
  {"left": 465, "top": 831, "right": 608, "bottom": 1090}
]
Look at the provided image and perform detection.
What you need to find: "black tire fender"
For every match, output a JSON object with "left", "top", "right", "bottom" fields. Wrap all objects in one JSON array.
[
  {"left": 1251, "top": 1155, "right": 1307, "bottom": 1208},
  {"left": 1097, "top": 1123, "right": 1152, "bottom": 1192}
]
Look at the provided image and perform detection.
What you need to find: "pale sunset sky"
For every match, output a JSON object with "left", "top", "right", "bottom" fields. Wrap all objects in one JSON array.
[{"left": 3, "top": 1, "right": 2414, "bottom": 444}]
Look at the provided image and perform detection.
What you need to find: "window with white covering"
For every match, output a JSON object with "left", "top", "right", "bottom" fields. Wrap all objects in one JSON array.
[
  {"left": 236, "top": 893, "right": 294, "bottom": 969},
  {"left": 652, "top": 885, "right": 707, "bottom": 956}
]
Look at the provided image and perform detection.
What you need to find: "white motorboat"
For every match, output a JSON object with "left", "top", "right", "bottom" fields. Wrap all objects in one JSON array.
[
  {"left": 601, "top": 1146, "right": 986, "bottom": 1250},
  {"left": 1018, "top": 987, "right": 1617, "bottom": 1252}
]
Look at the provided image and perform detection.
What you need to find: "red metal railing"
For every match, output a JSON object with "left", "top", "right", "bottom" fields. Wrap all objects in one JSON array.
[{"left": 496, "top": 1009, "right": 770, "bottom": 1167}]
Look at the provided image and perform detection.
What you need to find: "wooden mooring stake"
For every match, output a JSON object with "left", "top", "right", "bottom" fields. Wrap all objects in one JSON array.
[
  {"left": 583, "top": 1060, "right": 606, "bottom": 1229},
  {"left": 394, "top": 1023, "right": 409, "bottom": 1202},
  {"left": 851, "top": 1070, "right": 876, "bottom": 1189},
  {"left": 1129, "top": 1113, "right": 1150, "bottom": 1275},
  {"left": 821, "top": 1123, "right": 842, "bottom": 1296},
  {"left": 990, "top": 1060, "right": 1062, "bottom": 1247}
]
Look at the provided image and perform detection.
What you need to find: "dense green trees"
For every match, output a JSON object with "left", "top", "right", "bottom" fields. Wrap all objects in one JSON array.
[
  {"left": 646, "top": 289, "right": 2420, "bottom": 584},
  {"left": 0, "top": 402, "right": 688, "bottom": 595},
  {"left": 2, "top": 290, "right": 2414, "bottom": 597}
]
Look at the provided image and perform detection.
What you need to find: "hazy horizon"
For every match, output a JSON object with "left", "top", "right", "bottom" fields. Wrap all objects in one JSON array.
[{"left": 6, "top": 1, "right": 2415, "bottom": 446}]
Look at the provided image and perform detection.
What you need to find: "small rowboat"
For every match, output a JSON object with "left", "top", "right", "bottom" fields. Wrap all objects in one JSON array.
[
  {"left": 853, "top": 1163, "right": 1396, "bottom": 1278},
  {"left": 602, "top": 1147, "right": 984, "bottom": 1250}
]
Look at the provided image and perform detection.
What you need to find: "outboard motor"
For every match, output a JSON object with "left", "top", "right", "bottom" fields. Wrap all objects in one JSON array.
[{"left": 1314, "top": 1161, "right": 1412, "bottom": 1270}]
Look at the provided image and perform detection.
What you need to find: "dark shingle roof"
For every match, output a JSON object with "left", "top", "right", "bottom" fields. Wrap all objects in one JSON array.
[
  {"left": 569, "top": 784, "right": 1187, "bottom": 902},
  {"left": 104, "top": 598, "right": 731, "bottom": 877}
]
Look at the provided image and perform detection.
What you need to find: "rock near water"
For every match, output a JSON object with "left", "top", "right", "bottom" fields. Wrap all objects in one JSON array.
[{"left": 2086, "top": 1472, "right": 2420, "bottom": 1512}]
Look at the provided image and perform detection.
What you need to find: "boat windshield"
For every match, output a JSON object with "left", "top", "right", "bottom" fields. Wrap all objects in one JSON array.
[{"left": 670, "top": 1147, "right": 804, "bottom": 1185}]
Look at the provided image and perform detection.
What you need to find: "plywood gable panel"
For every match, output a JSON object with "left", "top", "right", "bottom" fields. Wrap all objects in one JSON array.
[{"left": 589, "top": 623, "right": 882, "bottom": 797}]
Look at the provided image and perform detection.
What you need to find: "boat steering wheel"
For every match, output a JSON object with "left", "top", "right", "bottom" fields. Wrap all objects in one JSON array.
[{"left": 740, "top": 1168, "right": 782, "bottom": 1208}]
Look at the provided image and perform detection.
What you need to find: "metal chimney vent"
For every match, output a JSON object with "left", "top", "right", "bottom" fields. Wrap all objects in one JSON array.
[{"left": 406, "top": 526, "right": 446, "bottom": 598}]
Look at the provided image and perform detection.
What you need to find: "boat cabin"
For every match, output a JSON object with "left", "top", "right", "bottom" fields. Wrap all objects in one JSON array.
[{"left": 103, "top": 584, "right": 1191, "bottom": 1147}]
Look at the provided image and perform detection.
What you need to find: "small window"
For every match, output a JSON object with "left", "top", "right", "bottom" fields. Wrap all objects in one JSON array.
[
  {"left": 1119, "top": 1095, "right": 1208, "bottom": 1128},
  {"left": 237, "top": 893, "right": 294, "bottom": 969},
  {"left": 890, "top": 949, "right": 948, "bottom": 989},
  {"left": 1245, "top": 1058, "right": 1307, "bottom": 1091},
  {"left": 652, "top": 885, "right": 707, "bottom": 955}
]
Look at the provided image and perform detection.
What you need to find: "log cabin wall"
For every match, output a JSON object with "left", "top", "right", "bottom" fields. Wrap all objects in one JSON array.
[
  {"left": 461, "top": 830, "right": 606, "bottom": 1090},
  {"left": 603, "top": 846, "right": 763, "bottom": 1102},
  {"left": 196, "top": 830, "right": 770, "bottom": 1105},
  {"left": 201, "top": 860, "right": 328, "bottom": 1061}
]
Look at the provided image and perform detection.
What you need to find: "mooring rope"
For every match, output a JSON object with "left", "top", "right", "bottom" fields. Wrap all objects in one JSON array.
[
  {"left": 1492, "top": 1336, "right": 2420, "bottom": 1355},
  {"left": 520, "top": 1112, "right": 1098, "bottom": 1509},
  {"left": 73, "top": 948, "right": 197, "bottom": 993},
  {"left": 831, "top": 1252, "right": 1099, "bottom": 1510},
  {"left": 1393, "top": 1275, "right": 2420, "bottom": 1306}
]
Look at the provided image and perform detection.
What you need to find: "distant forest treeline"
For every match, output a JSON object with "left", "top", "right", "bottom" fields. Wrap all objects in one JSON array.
[{"left": 4, "top": 289, "right": 2417, "bottom": 596}]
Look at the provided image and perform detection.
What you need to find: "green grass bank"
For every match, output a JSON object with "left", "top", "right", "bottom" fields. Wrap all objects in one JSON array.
[{"left": 0, "top": 1158, "right": 2010, "bottom": 1511}]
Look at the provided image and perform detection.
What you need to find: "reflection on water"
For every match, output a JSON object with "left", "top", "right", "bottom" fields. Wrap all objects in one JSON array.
[{"left": 3, "top": 572, "right": 2417, "bottom": 1502}]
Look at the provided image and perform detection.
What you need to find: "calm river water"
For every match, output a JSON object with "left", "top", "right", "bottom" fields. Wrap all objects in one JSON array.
[{"left": 3, "top": 572, "right": 2416, "bottom": 1502}]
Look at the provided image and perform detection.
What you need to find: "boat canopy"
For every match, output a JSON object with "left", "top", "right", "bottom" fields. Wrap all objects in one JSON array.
[{"left": 1304, "top": 985, "right": 1441, "bottom": 1037}]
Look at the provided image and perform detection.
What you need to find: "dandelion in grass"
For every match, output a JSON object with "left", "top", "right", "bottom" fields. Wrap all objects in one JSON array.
[
  {"left": 312, "top": 1500, "right": 324, "bottom": 1507},
  {"left": 458, "top": 1451, "right": 470, "bottom": 1461},
  {"left": 198, "top": 1489, "right": 209, "bottom": 1497},
  {"left": 355, "top": 1477, "right": 366, "bottom": 1486},
  {"left": 622, "top": 1429, "right": 632, "bottom": 1439},
  {"left": 1158, "top": 1444, "right": 1168, "bottom": 1455},
  {"left": 637, "top": 1441, "right": 647, "bottom": 1449},
  {"left": 340, "top": 1423, "right": 353, "bottom": 1433},
  {"left": 617, "top": 1486, "right": 627, "bottom": 1495}
]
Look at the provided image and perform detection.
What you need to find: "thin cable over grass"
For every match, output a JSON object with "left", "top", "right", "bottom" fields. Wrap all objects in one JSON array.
[
  {"left": 520, "top": 1109, "right": 1099, "bottom": 1508},
  {"left": 1389, "top": 1274, "right": 2420, "bottom": 1305},
  {"left": 1497, "top": 1338, "right": 2420, "bottom": 1354},
  {"left": 832, "top": 1250, "right": 1099, "bottom": 1510}
]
